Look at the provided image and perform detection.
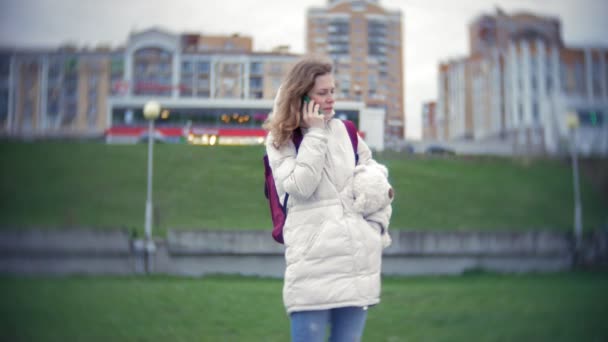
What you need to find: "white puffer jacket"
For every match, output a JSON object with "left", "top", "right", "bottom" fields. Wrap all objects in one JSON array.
[{"left": 266, "top": 119, "right": 392, "bottom": 314}]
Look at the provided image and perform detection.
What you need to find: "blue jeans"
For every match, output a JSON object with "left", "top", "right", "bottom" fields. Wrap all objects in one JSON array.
[{"left": 290, "top": 306, "right": 368, "bottom": 342}]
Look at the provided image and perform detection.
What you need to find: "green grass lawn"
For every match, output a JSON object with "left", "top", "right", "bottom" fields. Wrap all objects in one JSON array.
[
  {"left": 0, "top": 142, "right": 606, "bottom": 236},
  {"left": 0, "top": 273, "right": 606, "bottom": 341}
]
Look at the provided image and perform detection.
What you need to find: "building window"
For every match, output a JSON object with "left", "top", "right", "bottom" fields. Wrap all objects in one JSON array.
[
  {"left": 368, "top": 20, "right": 387, "bottom": 37},
  {"left": 180, "top": 82, "right": 193, "bottom": 97},
  {"left": 532, "top": 102, "right": 540, "bottom": 125},
  {"left": 64, "top": 58, "right": 78, "bottom": 76},
  {"left": 180, "top": 61, "right": 194, "bottom": 97},
  {"left": 182, "top": 61, "right": 193, "bottom": 74},
  {"left": 48, "top": 61, "right": 62, "bottom": 81},
  {"left": 592, "top": 58, "right": 602, "bottom": 98},
  {"left": 250, "top": 62, "right": 263, "bottom": 74},
  {"left": 64, "top": 78, "right": 77, "bottom": 96},
  {"left": 341, "top": 88, "right": 349, "bottom": 99},
  {"left": 249, "top": 91, "right": 263, "bottom": 99},
  {"left": 249, "top": 77, "right": 262, "bottom": 89},
  {"left": 46, "top": 96, "right": 60, "bottom": 126},
  {"left": 197, "top": 61, "right": 210, "bottom": 74},
  {"left": 110, "top": 55, "right": 124, "bottom": 95},
  {"left": 328, "top": 42, "right": 349, "bottom": 55},
  {"left": 196, "top": 77, "right": 210, "bottom": 98},
  {"left": 133, "top": 47, "right": 173, "bottom": 96},
  {"left": 560, "top": 64, "right": 568, "bottom": 93},
  {"left": 368, "top": 74, "right": 378, "bottom": 89},
  {"left": 0, "top": 55, "right": 9, "bottom": 79},
  {"left": 577, "top": 110, "right": 604, "bottom": 127},
  {"left": 198, "top": 76, "right": 210, "bottom": 88},
  {"left": 222, "top": 63, "right": 240, "bottom": 74},
  {"left": 339, "top": 76, "right": 351, "bottom": 93},
  {"left": 574, "top": 62, "right": 585, "bottom": 95},
  {"left": 518, "top": 103, "right": 523, "bottom": 123},
  {"left": 328, "top": 20, "right": 349, "bottom": 35}
]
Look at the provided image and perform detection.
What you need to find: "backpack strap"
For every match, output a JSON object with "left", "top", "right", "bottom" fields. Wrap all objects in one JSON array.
[
  {"left": 292, "top": 128, "right": 303, "bottom": 152},
  {"left": 341, "top": 119, "right": 359, "bottom": 165},
  {"left": 281, "top": 128, "right": 304, "bottom": 213}
]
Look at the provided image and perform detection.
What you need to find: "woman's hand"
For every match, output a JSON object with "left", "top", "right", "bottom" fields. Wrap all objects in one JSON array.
[{"left": 301, "top": 99, "right": 325, "bottom": 129}]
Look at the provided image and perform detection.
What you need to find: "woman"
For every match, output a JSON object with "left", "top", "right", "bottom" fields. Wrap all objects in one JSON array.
[{"left": 263, "top": 55, "right": 392, "bottom": 342}]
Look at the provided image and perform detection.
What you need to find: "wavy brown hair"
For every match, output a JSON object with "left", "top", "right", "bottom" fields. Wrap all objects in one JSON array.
[{"left": 263, "top": 55, "right": 333, "bottom": 148}]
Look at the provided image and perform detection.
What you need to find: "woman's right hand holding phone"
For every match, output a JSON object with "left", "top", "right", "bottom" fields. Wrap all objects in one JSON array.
[{"left": 302, "top": 98, "right": 325, "bottom": 129}]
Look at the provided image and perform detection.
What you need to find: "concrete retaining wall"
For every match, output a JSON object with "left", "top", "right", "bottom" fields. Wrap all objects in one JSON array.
[
  {"left": 1, "top": 229, "right": 606, "bottom": 276},
  {"left": 0, "top": 228, "right": 134, "bottom": 275}
]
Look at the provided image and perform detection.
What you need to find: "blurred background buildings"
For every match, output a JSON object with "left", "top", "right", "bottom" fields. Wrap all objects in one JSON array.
[
  {"left": 0, "top": 27, "right": 386, "bottom": 150},
  {"left": 430, "top": 8, "right": 608, "bottom": 156},
  {"left": 307, "top": 0, "right": 404, "bottom": 140},
  {"left": 0, "top": 30, "right": 301, "bottom": 144},
  {"left": 0, "top": 0, "right": 402, "bottom": 151},
  {"left": 0, "top": 1, "right": 606, "bottom": 155}
]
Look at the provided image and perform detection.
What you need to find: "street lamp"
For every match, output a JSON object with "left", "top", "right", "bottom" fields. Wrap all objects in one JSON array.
[
  {"left": 143, "top": 100, "right": 161, "bottom": 273},
  {"left": 567, "top": 112, "right": 583, "bottom": 260}
]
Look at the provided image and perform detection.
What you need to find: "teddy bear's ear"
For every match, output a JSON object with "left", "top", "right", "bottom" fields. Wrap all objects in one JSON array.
[
  {"left": 354, "top": 164, "right": 367, "bottom": 175},
  {"left": 375, "top": 164, "right": 389, "bottom": 177}
]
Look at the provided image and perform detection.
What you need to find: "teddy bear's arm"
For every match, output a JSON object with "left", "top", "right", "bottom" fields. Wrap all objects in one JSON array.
[{"left": 365, "top": 204, "right": 392, "bottom": 234}]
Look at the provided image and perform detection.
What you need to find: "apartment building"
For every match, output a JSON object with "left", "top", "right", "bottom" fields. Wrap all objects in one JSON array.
[
  {"left": 435, "top": 8, "right": 608, "bottom": 155},
  {"left": 307, "top": 0, "right": 405, "bottom": 139}
]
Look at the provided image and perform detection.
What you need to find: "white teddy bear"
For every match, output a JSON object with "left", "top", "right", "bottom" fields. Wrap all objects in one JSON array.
[
  {"left": 346, "top": 163, "right": 394, "bottom": 247},
  {"left": 351, "top": 163, "right": 394, "bottom": 216}
]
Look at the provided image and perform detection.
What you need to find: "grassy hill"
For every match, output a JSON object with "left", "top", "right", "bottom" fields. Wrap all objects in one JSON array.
[{"left": 0, "top": 142, "right": 605, "bottom": 237}]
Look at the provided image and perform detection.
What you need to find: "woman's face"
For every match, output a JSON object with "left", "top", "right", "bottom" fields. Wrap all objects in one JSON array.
[{"left": 307, "top": 73, "right": 335, "bottom": 115}]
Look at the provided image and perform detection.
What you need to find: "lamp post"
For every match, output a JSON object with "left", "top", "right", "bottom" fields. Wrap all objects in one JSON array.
[
  {"left": 567, "top": 112, "right": 583, "bottom": 260},
  {"left": 143, "top": 100, "right": 161, "bottom": 273}
]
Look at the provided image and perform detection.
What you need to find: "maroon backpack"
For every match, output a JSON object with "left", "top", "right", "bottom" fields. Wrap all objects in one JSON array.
[{"left": 263, "top": 120, "right": 359, "bottom": 244}]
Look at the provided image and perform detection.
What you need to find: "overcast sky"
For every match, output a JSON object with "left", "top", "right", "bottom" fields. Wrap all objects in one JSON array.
[{"left": 1, "top": 0, "right": 607, "bottom": 139}]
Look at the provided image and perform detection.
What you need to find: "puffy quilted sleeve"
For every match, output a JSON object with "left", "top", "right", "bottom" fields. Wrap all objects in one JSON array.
[
  {"left": 356, "top": 134, "right": 383, "bottom": 170},
  {"left": 266, "top": 127, "right": 329, "bottom": 200}
]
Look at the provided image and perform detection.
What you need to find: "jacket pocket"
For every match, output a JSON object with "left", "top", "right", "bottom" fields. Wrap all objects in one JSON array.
[
  {"left": 348, "top": 214, "right": 383, "bottom": 275},
  {"left": 283, "top": 200, "right": 348, "bottom": 264}
]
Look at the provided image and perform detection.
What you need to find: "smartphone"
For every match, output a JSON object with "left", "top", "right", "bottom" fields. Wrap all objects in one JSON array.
[{"left": 302, "top": 95, "right": 323, "bottom": 114}]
